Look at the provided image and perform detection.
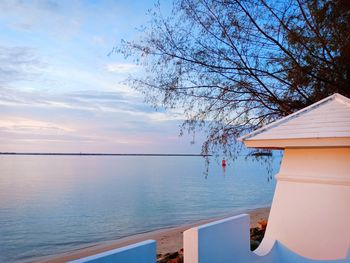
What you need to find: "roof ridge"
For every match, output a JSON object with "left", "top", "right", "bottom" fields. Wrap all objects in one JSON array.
[{"left": 334, "top": 93, "right": 350, "bottom": 106}]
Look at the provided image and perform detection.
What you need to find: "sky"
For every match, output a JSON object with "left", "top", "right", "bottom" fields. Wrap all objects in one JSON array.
[{"left": 0, "top": 0, "right": 204, "bottom": 153}]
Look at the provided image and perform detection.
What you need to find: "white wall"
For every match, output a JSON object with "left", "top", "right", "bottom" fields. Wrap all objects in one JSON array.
[
  {"left": 260, "top": 147, "right": 350, "bottom": 260},
  {"left": 68, "top": 240, "right": 156, "bottom": 263}
]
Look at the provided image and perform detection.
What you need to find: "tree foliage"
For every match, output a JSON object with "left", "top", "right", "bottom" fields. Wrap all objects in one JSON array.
[{"left": 119, "top": 0, "right": 350, "bottom": 155}]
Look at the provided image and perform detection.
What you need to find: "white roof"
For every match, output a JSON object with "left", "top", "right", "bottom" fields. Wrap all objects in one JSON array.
[{"left": 240, "top": 93, "right": 350, "bottom": 149}]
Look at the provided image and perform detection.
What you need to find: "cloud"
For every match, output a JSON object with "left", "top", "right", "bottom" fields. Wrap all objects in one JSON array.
[
  {"left": 0, "top": 0, "right": 60, "bottom": 14},
  {"left": 92, "top": 36, "right": 106, "bottom": 46},
  {"left": 0, "top": 0, "right": 83, "bottom": 38},
  {"left": 105, "top": 63, "right": 139, "bottom": 73},
  {"left": 0, "top": 87, "right": 199, "bottom": 153},
  {"left": 0, "top": 87, "right": 186, "bottom": 131},
  {"left": 0, "top": 87, "right": 184, "bottom": 134},
  {"left": 0, "top": 1, "right": 202, "bottom": 153},
  {"left": 0, "top": 87, "right": 151, "bottom": 113},
  {"left": 0, "top": 46, "right": 43, "bottom": 85},
  {"left": 0, "top": 117, "right": 74, "bottom": 134}
]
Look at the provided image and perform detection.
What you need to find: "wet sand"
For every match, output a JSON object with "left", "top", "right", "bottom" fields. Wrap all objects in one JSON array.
[{"left": 37, "top": 207, "right": 270, "bottom": 263}]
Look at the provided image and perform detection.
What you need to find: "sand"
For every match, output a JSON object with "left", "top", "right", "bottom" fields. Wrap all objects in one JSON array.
[{"left": 36, "top": 207, "right": 270, "bottom": 263}]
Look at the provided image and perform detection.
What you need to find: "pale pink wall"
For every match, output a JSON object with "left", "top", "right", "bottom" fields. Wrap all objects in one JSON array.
[{"left": 259, "top": 147, "right": 350, "bottom": 260}]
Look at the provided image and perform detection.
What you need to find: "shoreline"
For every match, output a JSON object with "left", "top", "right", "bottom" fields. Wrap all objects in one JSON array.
[{"left": 35, "top": 206, "right": 270, "bottom": 263}]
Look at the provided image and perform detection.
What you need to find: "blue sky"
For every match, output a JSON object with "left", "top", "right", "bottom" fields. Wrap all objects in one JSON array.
[{"left": 0, "top": 0, "right": 203, "bottom": 153}]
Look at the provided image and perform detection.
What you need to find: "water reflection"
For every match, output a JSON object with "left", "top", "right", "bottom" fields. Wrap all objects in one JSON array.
[
  {"left": 221, "top": 159, "right": 227, "bottom": 177},
  {"left": 0, "top": 155, "right": 280, "bottom": 262}
]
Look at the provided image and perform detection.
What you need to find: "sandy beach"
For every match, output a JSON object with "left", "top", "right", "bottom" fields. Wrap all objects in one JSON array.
[{"left": 36, "top": 207, "right": 270, "bottom": 263}]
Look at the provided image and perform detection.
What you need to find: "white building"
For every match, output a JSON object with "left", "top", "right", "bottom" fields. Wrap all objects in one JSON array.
[{"left": 184, "top": 93, "right": 350, "bottom": 262}]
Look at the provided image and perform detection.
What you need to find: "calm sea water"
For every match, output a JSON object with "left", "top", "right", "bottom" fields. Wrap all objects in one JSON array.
[{"left": 0, "top": 155, "right": 280, "bottom": 262}]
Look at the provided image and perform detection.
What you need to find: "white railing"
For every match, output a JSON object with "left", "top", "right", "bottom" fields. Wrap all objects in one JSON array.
[
  {"left": 68, "top": 240, "right": 156, "bottom": 263},
  {"left": 67, "top": 214, "right": 350, "bottom": 263}
]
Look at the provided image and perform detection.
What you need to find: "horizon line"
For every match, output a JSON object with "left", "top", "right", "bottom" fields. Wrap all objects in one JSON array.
[{"left": 0, "top": 152, "right": 212, "bottom": 157}]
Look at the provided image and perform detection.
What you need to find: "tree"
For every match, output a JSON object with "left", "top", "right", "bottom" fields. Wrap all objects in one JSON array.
[{"left": 119, "top": 0, "right": 350, "bottom": 156}]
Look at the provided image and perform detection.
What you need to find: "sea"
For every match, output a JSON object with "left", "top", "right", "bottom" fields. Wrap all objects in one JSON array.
[{"left": 0, "top": 154, "right": 280, "bottom": 262}]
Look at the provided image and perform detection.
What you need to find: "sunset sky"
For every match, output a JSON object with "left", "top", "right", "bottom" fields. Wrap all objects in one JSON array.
[{"left": 0, "top": 0, "right": 203, "bottom": 153}]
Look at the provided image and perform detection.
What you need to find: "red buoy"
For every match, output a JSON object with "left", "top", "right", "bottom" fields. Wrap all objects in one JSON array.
[{"left": 222, "top": 159, "right": 226, "bottom": 167}]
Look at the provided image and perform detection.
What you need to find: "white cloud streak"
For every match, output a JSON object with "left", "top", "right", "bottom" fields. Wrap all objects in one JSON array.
[{"left": 105, "top": 63, "right": 139, "bottom": 73}]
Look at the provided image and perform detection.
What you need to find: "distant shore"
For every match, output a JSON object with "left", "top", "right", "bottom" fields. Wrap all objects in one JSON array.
[
  {"left": 0, "top": 152, "right": 211, "bottom": 157},
  {"left": 36, "top": 207, "right": 270, "bottom": 263}
]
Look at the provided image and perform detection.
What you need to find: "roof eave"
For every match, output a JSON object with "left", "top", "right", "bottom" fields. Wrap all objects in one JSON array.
[{"left": 244, "top": 137, "right": 350, "bottom": 149}]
